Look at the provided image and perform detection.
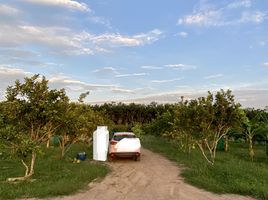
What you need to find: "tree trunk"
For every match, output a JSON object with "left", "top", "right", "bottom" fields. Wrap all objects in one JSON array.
[
  {"left": 197, "top": 142, "right": 214, "bottom": 165},
  {"left": 22, "top": 159, "right": 29, "bottom": 176},
  {"left": 59, "top": 134, "right": 73, "bottom": 158},
  {"left": 7, "top": 151, "right": 36, "bottom": 182},
  {"left": 29, "top": 151, "right": 36, "bottom": 175},
  {"left": 187, "top": 144, "right": 192, "bottom": 154},
  {"left": 224, "top": 135, "right": 229, "bottom": 152},
  {"left": 212, "top": 143, "right": 217, "bottom": 164},
  {"left": 46, "top": 137, "right": 50, "bottom": 148},
  {"left": 60, "top": 137, "right": 66, "bottom": 158},
  {"left": 249, "top": 137, "right": 254, "bottom": 161}
]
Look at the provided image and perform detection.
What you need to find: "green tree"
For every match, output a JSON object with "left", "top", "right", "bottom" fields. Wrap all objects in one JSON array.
[
  {"left": 170, "top": 90, "right": 243, "bottom": 165},
  {"left": 242, "top": 110, "right": 268, "bottom": 161},
  {"left": 145, "top": 110, "right": 174, "bottom": 136},
  {"left": 1, "top": 74, "right": 68, "bottom": 181},
  {"left": 57, "top": 103, "right": 110, "bottom": 157}
]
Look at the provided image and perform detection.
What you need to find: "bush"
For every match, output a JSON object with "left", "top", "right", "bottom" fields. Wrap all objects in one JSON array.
[{"left": 143, "top": 111, "right": 173, "bottom": 136}]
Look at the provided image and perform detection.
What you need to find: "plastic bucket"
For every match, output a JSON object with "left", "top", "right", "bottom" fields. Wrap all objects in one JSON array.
[{"left": 77, "top": 152, "right": 87, "bottom": 161}]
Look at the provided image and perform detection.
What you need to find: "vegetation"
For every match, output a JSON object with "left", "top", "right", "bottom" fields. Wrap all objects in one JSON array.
[
  {"left": 1, "top": 74, "right": 268, "bottom": 199},
  {"left": 0, "top": 143, "right": 108, "bottom": 199},
  {"left": 0, "top": 75, "right": 110, "bottom": 182},
  {"left": 92, "top": 101, "right": 171, "bottom": 125},
  {"left": 56, "top": 102, "right": 110, "bottom": 158},
  {"left": 1, "top": 75, "right": 69, "bottom": 181},
  {"left": 142, "top": 135, "right": 268, "bottom": 200},
  {"left": 165, "top": 90, "right": 245, "bottom": 165},
  {"left": 241, "top": 109, "right": 268, "bottom": 161}
]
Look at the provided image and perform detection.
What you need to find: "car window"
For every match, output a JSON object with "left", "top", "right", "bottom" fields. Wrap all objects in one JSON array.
[{"left": 113, "top": 134, "right": 136, "bottom": 141}]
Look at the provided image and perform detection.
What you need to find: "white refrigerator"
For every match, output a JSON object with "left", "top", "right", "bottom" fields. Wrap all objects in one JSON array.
[{"left": 93, "top": 126, "right": 109, "bottom": 161}]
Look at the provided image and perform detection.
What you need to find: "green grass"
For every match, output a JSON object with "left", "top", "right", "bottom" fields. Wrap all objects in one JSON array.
[
  {"left": 142, "top": 135, "right": 268, "bottom": 200},
  {"left": 0, "top": 143, "right": 109, "bottom": 199}
]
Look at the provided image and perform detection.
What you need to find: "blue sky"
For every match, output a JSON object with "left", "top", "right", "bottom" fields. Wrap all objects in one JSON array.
[{"left": 0, "top": 0, "right": 268, "bottom": 108}]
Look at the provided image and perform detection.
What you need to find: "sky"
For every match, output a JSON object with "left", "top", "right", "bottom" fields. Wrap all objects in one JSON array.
[{"left": 0, "top": 0, "right": 268, "bottom": 108}]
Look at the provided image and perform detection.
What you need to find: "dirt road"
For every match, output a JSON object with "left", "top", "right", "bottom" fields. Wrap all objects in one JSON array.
[{"left": 39, "top": 149, "right": 254, "bottom": 200}]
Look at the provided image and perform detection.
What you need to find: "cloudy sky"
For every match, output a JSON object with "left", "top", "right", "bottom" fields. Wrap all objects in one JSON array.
[{"left": 0, "top": 0, "right": 268, "bottom": 108}]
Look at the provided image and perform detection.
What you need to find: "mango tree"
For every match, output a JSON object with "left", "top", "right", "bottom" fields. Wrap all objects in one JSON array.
[
  {"left": 57, "top": 102, "right": 109, "bottom": 157},
  {"left": 170, "top": 90, "right": 243, "bottom": 165},
  {"left": 242, "top": 109, "right": 268, "bottom": 161},
  {"left": 1, "top": 74, "right": 68, "bottom": 181}
]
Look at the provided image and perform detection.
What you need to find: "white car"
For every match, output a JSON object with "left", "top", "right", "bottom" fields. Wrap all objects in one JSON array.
[{"left": 108, "top": 132, "right": 141, "bottom": 161}]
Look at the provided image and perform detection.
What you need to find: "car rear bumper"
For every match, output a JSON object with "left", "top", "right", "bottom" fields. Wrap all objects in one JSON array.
[{"left": 109, "top": 152, "right": 140, "bottom": 158}]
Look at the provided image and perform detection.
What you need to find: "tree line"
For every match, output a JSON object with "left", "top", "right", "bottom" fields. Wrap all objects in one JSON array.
[{"left": 0, "top": 74, "right": 267, "bottom": 181}]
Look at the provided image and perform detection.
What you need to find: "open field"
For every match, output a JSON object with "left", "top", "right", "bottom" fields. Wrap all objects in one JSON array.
[{"left": 142, "top": 135, "right": 268, "bottom": 200}]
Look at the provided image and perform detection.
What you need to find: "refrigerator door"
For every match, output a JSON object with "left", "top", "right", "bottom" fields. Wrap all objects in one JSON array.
[{"left": 93, "top": 126, "right": 109, "bottom": 161}]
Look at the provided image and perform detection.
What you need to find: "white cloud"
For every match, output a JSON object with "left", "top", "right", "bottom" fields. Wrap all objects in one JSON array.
[
  {"left": 178, "top": 10, "right": 222, "bottom": 26},
  {"left": 49, "top": 75, "right": 116, "bottom": 91},
  {"left": 151, "top": 78, "right": 183, "bottom": 83},
  {"left": 111, "top": 88, "right": 135, "bottom": 94},
  {"left": 227, "top": 0, "right": 251, "bottom": 9},
  {"left": 0, "top": 65, "right": 31, "bottom": 77},
  {"left": 22, "top": 0, "right": 90, "bottom": 12},
  {"left": 0, "top": 48, "right": 63, "bottom": 67},
  {"left": 204, "top": 74, "right": 223, "bottom": 79},
  {"left": 79, "top": 29, "right": 163, "bottom": 47},
  {"left": 94, "top": 46, "right": 110, "bottom": 53},
  {"left": 0, "top": 4, "right": 20, "bottom": 16},
  {"left": 259, "top": 40, "right": 268, "bottom": 46},
  {"left": 0, "top": 66, "right": 141, "bottom": 100},
  {"left": 133, "top": 29, "right": 163, "bottom": 45},
  {"left": 177, "top": 32, "right": 188, "bottom": 37},
  {"left": 92, "top": 34, "right": 142, "bottom": 46},
  {"left": 165, "top": 64, "right": 196, "bottom": 70},
  {"left": 0, "top": 15, "right": 162, "bottom": 55},
  {"left": 0, "top": 65, "right": 33, "bottom": 99},
  {"left": 177, "top": 1, "right": 267, "bottom": 27},
  {"left": 239, "top": 11, "right": 267, "bottom": 24},
  {"left": 49, "top": 75, "right": 141, "bottom": 96},
  {"left": 0, "top": 24, "right": 94, "bottom": 55},
  {"left": 115, "top": 73, "right": 148, "bottom": 78},
  {"left": 120, "top": 89, "right": 268, "bottom": 109},
  {"left": 93, "top": 67, "right": 119, "bottom": 74},
  {"left": 92, "top": 67, "right": 120, "bottom": 78},
  {"left": 0, "top": 25, "right": 111, "bottom": 55},
  {"left": 140, "top": 65, "right": 163, "bottom": 70},
  {"left": 263, "top": 62, "right": 268, "bottom": 67},
  {"left": 165, "top": 64, "right": 185, "bottom": 68},
  {"left": 0, "top": 48, "right": 40, "bottom": 58},
  {"left": 87, "top": 16, "right": 112, "bottom": 29}
]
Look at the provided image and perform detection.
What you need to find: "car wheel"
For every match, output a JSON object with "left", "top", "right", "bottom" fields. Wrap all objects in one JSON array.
[
  {"left": 108, "top": 155, "right": 113, "bottom": 162},
  {"left": 134, "top": 155, "right": 140, "bottom": 161}
]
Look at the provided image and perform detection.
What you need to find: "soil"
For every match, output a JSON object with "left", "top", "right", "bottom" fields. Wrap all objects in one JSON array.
[{"left": 29, "top": 148, "right": 255, "bottom": 200}]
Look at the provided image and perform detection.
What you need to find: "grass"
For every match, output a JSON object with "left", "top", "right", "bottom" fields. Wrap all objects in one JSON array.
[
  {"left": 0, "top": 143, "right": 109, "bottom": 199},
  {"left": 142, "top": 135, "right": 268, "bottom": 200}
]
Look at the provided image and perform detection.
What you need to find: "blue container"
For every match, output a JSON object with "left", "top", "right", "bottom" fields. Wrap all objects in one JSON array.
[
  {"left": 51, "top": 135, "right": 61, "bottom": 146},
  {"left": 217, "top": 138, "right": 225, "bottom": 151},
  {"left": 77, "top": 152, "right": 87, "bottom": 161}
]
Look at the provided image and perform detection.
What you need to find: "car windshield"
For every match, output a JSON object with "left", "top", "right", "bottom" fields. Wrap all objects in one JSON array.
[{"left": 113, "top": 134, "right": 136, "bottom": 141}]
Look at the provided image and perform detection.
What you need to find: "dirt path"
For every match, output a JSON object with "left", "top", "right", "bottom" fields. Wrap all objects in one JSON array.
[{"left": 34, "top": 149, "right": 254, "bottom": 200}]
